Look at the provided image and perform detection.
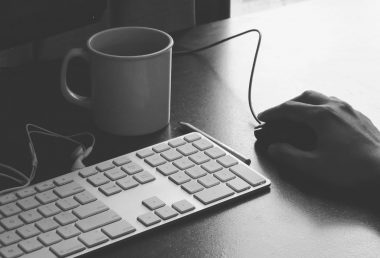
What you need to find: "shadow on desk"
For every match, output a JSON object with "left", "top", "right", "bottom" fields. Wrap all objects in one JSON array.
[{"left": 254, "top": 143, "right": 380, "bottom": 237}]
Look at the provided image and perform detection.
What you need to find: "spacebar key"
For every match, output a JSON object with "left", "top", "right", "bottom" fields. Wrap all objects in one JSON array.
[
  {"left": 194, "top": 184, "right": 234, "bottom": 205},
  {"left": 76, "top": 210, "right": 121, "bottom": 232}
]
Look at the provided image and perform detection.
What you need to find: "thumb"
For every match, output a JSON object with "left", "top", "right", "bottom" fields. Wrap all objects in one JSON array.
[{"left": 267, "top": 143, "right": 313, "bottom": 171}]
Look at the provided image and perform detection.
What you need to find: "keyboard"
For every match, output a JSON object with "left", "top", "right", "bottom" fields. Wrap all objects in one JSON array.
[{"left": 0, "top": 132, "right": 270, "bottom": 258}]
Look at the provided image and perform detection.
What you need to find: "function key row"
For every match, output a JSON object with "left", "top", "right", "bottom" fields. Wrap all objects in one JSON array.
[{"left": 136, "top": 135, "right": 213, "bottom": 161}]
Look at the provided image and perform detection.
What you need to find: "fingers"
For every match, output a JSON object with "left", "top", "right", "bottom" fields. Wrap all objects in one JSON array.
[
  {"left": 258, "top": 100, "right": 315, "bottom": 123},
  {"left": 291, "top": 90, "right": 330, "bottom": 105},
  {"left": 267, "top": 143, "right": 315, "bottom": 171}
]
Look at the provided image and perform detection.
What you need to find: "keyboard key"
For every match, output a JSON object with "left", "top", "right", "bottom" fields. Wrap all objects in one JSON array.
[
  {"left": 35, "top": 181, "right": 55, "bottom": 192},
  {"left": 168, "top": 138, "right": 186, "bottom": 148},
  {"left": 54, "top": 212, "right": 78, "bottom": 226},
  {"left": 185, "top": 166, "right": 207, "bottom": 179},
  {"left": 74, "top": 191, "right": 97, "bottom": 205},
  {"left": 172, "top": 200, "right": 195, "bottom": 214},
  {"left": 0, "top": 194, "right": 17, "bottom": 205},
  {"left": 57, "top": 225, "right": 81, "bottom": 239},
  {"left": 205, "top": 147, "right": 226, "bottom": 159},
  {"left": 101, "top": 220, "right": 136, "bottom": 239},
  {"left": 142, "top": 197, "right": 165, "bottom": 210},
  {"left": 35, "top": 218, "right": 59, "bottom": 232},
  {"left": 0, "top": 203, "right": 22, "bottom": 217},
  {"left": 87, "top": 174, "right": 110, "bottom": 187},
  {"left": 198, "top": 175, "right": 220, "bottom": 188},
  {"left": 177, "top": 144, "right": 198, "bottom": 156},
  {"left": 54, "top": 175, "right": 73, "bottom": 186},
  {"left": 194, "top": 184, "right": 235, "bottom": 205},
  {"left": 173, "top": 157, "right": 195, "bottom": 170},
  {"left": 38, "top": 203, "right": 61, "bottom": 217},
  {"left": 169, "top": 172, "right": 191, "bottom": 185},
  {"left": 229, "top": 164, "right": 266, "bottom": 186},
  {"left": 184, "top": 133, "right": 201, "bottom": 142},
  {"left": 189, "top": 152, "right": 210, "bottom": 165},
  {"left": 160, "top": 149, "right": 183, "bottom": 161},
  {"left": 99, "top": 182, "right": 122, "bottom": 196},
  {"left": 116, "top": 177, "right": 139, "bottom": 190},
  {"left": 17, "top": 196, "right": 40, "bottom": 210},
  {"left": 157, "top": 163, "right": 179, "bottom": 176},
  {"left": 1, "top": 215, "right": 24, "bottom": 230},
  {"left": 145, "top": 154, "right": 167, "bottom": 167},
  {"left": 54, "top": 182, "right": 84, "bottom": 198},
  {"left": 76, "top": 210, "right": 121, "bottom": 232},
  {"left": 95, "top": 161, "right": 115, "bottom": 172},
  {"left": 79, "top": 169, "right": 97, "bottom": 178},
  {"left": 50, "top": 238, "right": 86, "bottom": 257},
  {"left": 133, "top": 171, "right": 155, "bottom": 184},
  {"left": 35, "top": 190, "right": 59, "bottom": 204},
  {"left": 154, "top": 206, "right": 178, "bottom": 220},
  {"left": 0, "top": 231, "right": 21, "bottom": 245},
  {"left": 152, "top": 143, "right": 170, "bottom": 153},
  {"left": 16, "top": 188, "right": 36, "bottom": 199},
  {"left": 104, "top": 168, "right": 127, "bottom": 181},
  {"left": 18, "top": 238, "right": 43, "bottom": 253},
  {"left": 78, "top": 230, "right": 108, "bottom": 247},
  {"left": 214, "top": 169, "right": 236, "bottom": 182},
  {"left": 112, "top": 156, "right": 131, "bottom": 166},
  {"left": 16, "top": 224, "right": 40, "bottom": 238},
  {"left": 201, "top": 161, "right": 223, "bottom": 173},
  {"left": 19, "top": 209, "right": 42, "bottom": 224},
  {"left": 227, "top": 178, "right": 251, "bottom": 193},
  {"left": 0, "top": 244, "right": 23, "bottom": 258},
  {"left": 73, "top": 200, "right": 109, "bottom": 219},
  {"left": 121, "top": 163, "right": 143, "bottom": 175},
  {"left": 136, "top": 148, "right": 155, "bottom": 159},
  {"left": 56, "top": 197, "right": 79, "bottom": 211},
  {"left": 181, "top": 181, "right": 204, "bottom": 194},
  {"left": 217, "top": 155, "right": 238, "bottom": 168},
  {"left": 137, "top": 212, "right": 161, "bottom": 227},
  {"left": 38, "top": 231, "right": 62, "bottom": 246},
  {"left": 192, "top": 139, "right": 213, "bottom": 151}
]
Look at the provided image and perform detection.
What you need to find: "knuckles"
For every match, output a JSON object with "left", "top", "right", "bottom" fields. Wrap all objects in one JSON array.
[{"left": 300, "top": 90, "right": 319, "bottom": 99}]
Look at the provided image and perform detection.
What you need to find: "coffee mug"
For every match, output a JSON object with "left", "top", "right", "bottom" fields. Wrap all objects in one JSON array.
[{"left": 61, "top": 27, "right": 173, "bottom": 135}]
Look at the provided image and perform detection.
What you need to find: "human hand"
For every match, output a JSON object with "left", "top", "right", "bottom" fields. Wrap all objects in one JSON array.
[{"left": 258, "top": 90, "right": 380, "bottom": 188}]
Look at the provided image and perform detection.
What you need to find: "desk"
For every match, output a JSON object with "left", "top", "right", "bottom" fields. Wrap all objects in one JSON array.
[{"left": 2, "top": 0, "right": 380, "bottom": 256}]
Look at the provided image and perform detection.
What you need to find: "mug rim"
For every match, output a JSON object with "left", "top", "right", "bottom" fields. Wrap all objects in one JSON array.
[{"left": 87, "top": 26, "right": 174, "bottom": 59}]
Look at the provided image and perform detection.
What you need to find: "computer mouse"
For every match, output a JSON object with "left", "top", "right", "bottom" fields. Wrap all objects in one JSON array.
[{"left": 254, "top": 120, "right": 317, "bottom": 151}]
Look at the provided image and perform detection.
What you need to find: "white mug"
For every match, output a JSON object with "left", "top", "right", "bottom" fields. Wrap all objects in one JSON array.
[{"left": 61, "top": 27, "right": 173, "bottom": 135}]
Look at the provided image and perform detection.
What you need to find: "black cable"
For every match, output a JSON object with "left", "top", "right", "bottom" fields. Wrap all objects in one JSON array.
[{"left": 173, "top": 29, "right": 262, "bottom": 125}]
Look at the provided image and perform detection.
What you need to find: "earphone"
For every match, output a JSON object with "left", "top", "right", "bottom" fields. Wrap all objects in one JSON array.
[{"left": 0, "top": 123, "right": 95, "bottom": 195}]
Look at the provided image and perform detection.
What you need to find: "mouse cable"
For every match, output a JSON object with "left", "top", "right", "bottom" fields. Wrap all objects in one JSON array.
[
  {"left": 173, "top": 29, "right": 262, "bottom": 125},
  {"left": 0, "top": 124, "right": 95, "bottom": 195}
]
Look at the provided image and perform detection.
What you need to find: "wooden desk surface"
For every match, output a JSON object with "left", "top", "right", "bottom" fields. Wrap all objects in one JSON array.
[{"left": 2, "top": 0, "right": 380, "bottom": 257}]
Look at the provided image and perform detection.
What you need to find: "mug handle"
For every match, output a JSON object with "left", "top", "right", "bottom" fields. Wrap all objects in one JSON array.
[{"left": 60, "top": 48, "right": 91, "bottom": 109}]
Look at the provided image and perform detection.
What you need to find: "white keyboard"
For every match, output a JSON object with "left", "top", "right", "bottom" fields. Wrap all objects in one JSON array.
[{"left": 0, "top": 132, "right": 270, "bottom": 258}]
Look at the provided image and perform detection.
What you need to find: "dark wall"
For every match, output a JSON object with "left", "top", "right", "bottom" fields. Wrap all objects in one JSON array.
[
  {"left": 196, "top": 0, "right": 230, "bottom": 25},
  {"left": 0, "top": 0, "right": 106, "bottom": 50}
]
